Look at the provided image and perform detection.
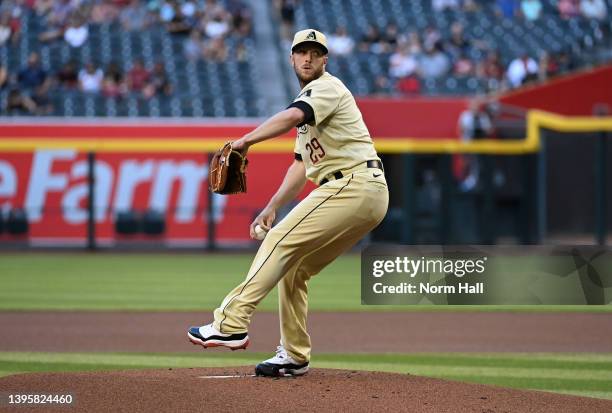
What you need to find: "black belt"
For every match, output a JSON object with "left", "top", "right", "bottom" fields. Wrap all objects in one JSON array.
[{"left": 319, "top": 160, "right": 383, "bottom": 185}]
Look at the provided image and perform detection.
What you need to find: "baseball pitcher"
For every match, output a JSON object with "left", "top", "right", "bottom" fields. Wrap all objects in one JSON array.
[{"left": 188, "top": 29, "right": 389, "bottom": 377}]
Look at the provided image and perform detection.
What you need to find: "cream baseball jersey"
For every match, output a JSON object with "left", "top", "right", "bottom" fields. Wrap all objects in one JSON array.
[{"left": 289, "top": 72, "right": 380, "bottom": 184}]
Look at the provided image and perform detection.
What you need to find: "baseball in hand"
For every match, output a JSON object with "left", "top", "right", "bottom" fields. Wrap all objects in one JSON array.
[{"left": 253, "top": 224, "right": 268, "bottom": 240}]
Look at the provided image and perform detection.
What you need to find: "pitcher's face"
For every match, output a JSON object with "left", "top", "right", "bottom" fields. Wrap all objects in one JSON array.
[{"left": 291, "top": 44, "right": 327, "bottom": 85}]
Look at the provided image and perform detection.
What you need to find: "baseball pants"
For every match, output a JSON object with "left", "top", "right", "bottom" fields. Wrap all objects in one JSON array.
[{"left": 212, "top": 167, "right": 388, "bottom": 363}]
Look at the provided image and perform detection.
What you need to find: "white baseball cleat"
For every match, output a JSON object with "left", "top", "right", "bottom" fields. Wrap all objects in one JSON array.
[
  {"left": 255, "top": 345, "right": 309, "bottom": 377},
  {"left": 187, "top": 323, "right": 249, "bottom": 350}
]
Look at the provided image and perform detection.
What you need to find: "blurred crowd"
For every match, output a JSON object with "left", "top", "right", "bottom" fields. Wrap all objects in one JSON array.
[
  {"left": 285, "top": 0, "right": 608, "bottom": 97},
  {"left": 0, "top": 0, "right": 252, "bottom": 114},
  {"left": 1, "top": 0, "right": 609, "bottom": 115},
  {"left": 2, "top": 51, "right": 174, "bottom": 114},
  {"left": 0, "top": 0, "right": 251, "bottom": 53}
]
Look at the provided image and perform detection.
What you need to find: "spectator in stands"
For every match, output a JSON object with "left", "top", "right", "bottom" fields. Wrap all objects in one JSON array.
[
  {"left": 445, "top": 22, "right": 472, "bottom": 61},
  {"left": 143, "top": 62, "right": 172, "bottom": 99},
  {"left": 90, "top": 0, "right": 121, "bottom": 24},
  {"left": 0, "top": 64, "right": 8, "bottom": 90},
  {"left": 419, "top": 43, "right": 450, "bottom": 79},
  {"left": 102, "top": 62, "right": 125, "bottom": 98},
  {"left": 0, "top": 11, "right": 18, "bottom": 46},
  {"left": 204, "top": 0, "right": 228, "bottom": 20},
  {"left": 558, "top": 0, "right": 580, "bottom": 18},
  {"left": 202, "top": 11, "right": 230, "bottom": 39},
  {"left": 6, "top": 88, "right": 38, "bottom": 115},
  {"left": 371, "top": 74, "right": 392, "bottom": 96},
  {"left": 127, "top": 59, "right": 150, "bottom": 93},
  {"left": 476, "top": 50, "right": 504, "bottom": 81},
  {"left": 457, "top": 99, "right": 494, "bottom": 191},
  {"left": 38, "top": 26, "right": 63, "bottom": 44},
  {"left": 406, "top": 31, "right": 422, "bottom": 55},
  {"left": 227, "top": 0, "right": 252, "bottom": 37},
  {"left": 39, "top": 0, "right": 75, "bottom": 43},
  {"left": 63, "top": 15, "right": 89, "bottom": 48},
  {"left": 167, "top": 1, "right": 193, "bottom": 35},
  {"left": 555, "top": 49, "right": 577, "bottom": 73},
  {"left": 432, "top": 0, "right": 460, "bottom": 12},
  {"left": 204, "top": 36, "right": 228, "bottom": 61},
  {"left": 422, "top": 25, "right": 441, "bottom": 51},
  {"left": 184, "top": 29, "right": 204, "bottom": 60},
  {"left": 34, "top": 0, "right": 55, "bottom": 19},
  {"left": 453, "top": 52, "right": 475, "bottom": 76},
  {"left": 0, "top": 13, "right": 11, "bottom": 46},
  {"left": 520, "top": 0, "right": 542, "bottom": 21},
  {"left": 359, "top": 24, "right": 384, "bottom": 54},
  {"left": 328, "top": 26, "right": 355, "bottom": 56},
  {"left": 382, "top": 22, "right": 399, "bottom": 53},
  {"left": 18, "top": 52, "right": 51, "bottom": 97},
  {"left": 389, "top": 43, "right": 419, "bottom": 79},
  {"left": 580, "top": 0, "right": 607, "bottom": 20},
  {"left": 496, "top": 0, "right": 519, "bottom": 19},
  {"left": 56, "top": 60, "right": 79, "bottom": 90},
  {"left": 537, "top": 51, "right": 559, "bottom": 81},
  {"left": 1, "top": 0, "right": 25, "bottom": 24},
  {"left": 13, "top": 51, "right": 53, "bottom": 114},
  {"left": 120, "top": 0, "right": 151, "bottom": 31},
  {"left": 506, "top": 54, "right": 538, "bottom": 87},
  {"left": 78, "top": 62, "right": 103, "bottom": 93}
]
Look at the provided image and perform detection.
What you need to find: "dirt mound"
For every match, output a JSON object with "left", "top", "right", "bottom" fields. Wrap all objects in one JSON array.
[{"left": 1, "top": 368, "right": 610, "bottom": 413}]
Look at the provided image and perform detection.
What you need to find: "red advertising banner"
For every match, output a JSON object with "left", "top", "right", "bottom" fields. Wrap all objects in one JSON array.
[
  {"left": 0, "top": 151, "right": 310, "bottom": 246},
  {"left": 0, "top": 96, "right": 468, "bottom": 246}
]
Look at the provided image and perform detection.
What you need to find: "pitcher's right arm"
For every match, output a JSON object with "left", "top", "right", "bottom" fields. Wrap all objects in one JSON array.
[{"left": 249, "top": 159, "right": 307, "bottom": 239}]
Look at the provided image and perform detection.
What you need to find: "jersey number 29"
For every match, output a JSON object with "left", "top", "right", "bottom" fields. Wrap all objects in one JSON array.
[{"left": 305, "top": 138, "right": 326, "bottom": 164}]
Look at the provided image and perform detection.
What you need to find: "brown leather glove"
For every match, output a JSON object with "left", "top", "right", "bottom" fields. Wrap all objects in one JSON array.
[{"left": 209, "top": 142, "right": 248, "bottom": 194}]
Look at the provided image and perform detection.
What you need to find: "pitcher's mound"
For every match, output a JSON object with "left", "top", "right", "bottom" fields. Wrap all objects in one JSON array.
[{"left": 1, "top": 367, "right": 610, "bottom": 412}]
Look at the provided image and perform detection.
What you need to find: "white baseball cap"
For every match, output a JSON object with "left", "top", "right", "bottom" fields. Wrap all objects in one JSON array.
[{"left": 291, "top": 29, "right": 328, "bottom": 54}]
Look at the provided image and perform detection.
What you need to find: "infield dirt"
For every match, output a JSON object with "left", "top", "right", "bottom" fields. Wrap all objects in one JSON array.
[
  {"left": 2, "top": 311, "right": 612, "bottom": 412},
  {"left": 2, "top": 367, "right": 611, "bottom": 413},
  {"left": 1, "top": 311, "right": 611, "bottom": 352}
]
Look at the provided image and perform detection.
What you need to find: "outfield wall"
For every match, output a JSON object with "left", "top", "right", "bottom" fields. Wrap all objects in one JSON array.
[
  {"left": 0, "top": 151, "right": 308, "bottom": 246},
  {"left": 0, "top": 122, "right": 279, "bottom": 245},
  {"left": 0, "top": 103, "right": 468, "bottom": 246},
  {"left": 2, "top": 107, "right": 610, "bottom": 246}
]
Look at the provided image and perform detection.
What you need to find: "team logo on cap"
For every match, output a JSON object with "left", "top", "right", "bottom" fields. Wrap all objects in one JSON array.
[{"left": 306, "top": 31, "right": 317, "bottom": 40}]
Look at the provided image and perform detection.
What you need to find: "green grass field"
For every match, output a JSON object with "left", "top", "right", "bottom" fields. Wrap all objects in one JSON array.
[
  {"left": 0, "top": 253, "right": 610, "bottom": 312},
  {"left": 1, "top": 352, "right": 611, "bottom": 400},
  {"left": 1, "top": 253, "right": 611, "bottom": 400}
]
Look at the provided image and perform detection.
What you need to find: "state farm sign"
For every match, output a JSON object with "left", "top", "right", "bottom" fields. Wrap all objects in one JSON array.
[{"left": 0, "top": 151, "right": 295, "bottom": 244}]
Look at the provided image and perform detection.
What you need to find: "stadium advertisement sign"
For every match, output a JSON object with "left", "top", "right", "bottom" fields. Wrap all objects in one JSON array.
[{"left": 0, "top": 151, "right": 300, "bottom": 245}]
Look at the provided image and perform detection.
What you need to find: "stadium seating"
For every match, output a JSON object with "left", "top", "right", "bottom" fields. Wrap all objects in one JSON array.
[
  {"left": 1, "top": 2, "right": 261, "bottom": 117},
  {"left": 293, "top": 0, "right": 612, "bottom": 96},
  {"left": 1, "top": 0, "right": 610, "bottom": 116}
]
